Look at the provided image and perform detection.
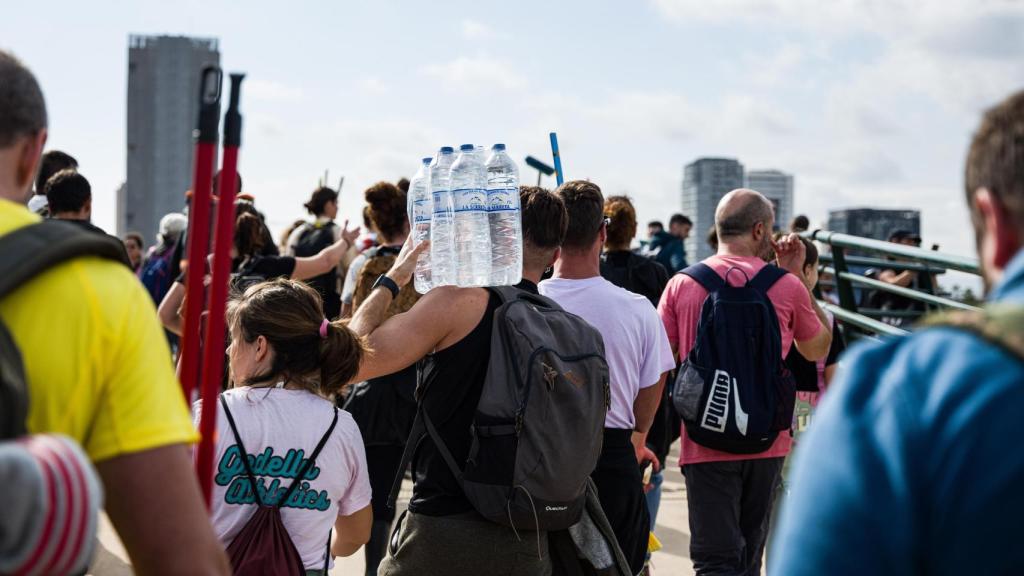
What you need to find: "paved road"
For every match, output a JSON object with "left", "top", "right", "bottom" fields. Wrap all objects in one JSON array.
[{"left": 91, "top": 444, "right": 697, "bottom": 575}]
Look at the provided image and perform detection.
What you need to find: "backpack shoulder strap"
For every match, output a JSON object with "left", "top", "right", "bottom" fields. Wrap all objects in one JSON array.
[
  {"left": 748, "top": 264, "right": 789, "bottom": 295},
  {"left": 486, "top": 285, "right": 518, "bottom": 305},
  {"left": 278, "top": 406, "right": 339, "bottom": 509},
  {"left": 0, "top": 220, "right": 129, "bottom": 300},
  {"left": 921, "top": 305, "right": 1024, "bottom": 363},
  {"left": 679, "top": 263, "right": 725, "bottom": 293},
  {"left": 219, "top": 395, "right": 264, "bottom": 504}
]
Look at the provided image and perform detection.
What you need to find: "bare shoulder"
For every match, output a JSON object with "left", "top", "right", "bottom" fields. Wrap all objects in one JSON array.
[
  {"left": 417, "top": 286, "right": 491, "bottom": 348},
  {"left": 419, "top": 285, "right": 490, "bottom": 310}
]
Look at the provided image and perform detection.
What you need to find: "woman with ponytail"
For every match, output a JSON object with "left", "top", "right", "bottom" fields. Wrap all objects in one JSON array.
[{"left": 197, "top": 278, "right": 372, "bottom": 572}]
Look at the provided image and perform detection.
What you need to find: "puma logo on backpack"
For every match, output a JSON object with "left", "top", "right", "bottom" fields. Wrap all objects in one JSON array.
[{"left": 673, "top": 263, "right": 796, "bottom": 454}]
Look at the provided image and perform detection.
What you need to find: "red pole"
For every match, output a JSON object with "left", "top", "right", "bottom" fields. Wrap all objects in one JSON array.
[
  {"left": 179, "top": 67, "right": 222, "bottom": 403},
  {"left": 196, "top": 73, "right": 245, "bottom": 506}
]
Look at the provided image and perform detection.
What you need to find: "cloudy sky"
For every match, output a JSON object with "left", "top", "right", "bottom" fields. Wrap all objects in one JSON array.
[{"left": 3, "top": 0, "right": 1023, "bottom": 284}]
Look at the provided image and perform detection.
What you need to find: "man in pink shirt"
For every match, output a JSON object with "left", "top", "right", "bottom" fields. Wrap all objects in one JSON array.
[{"left": 658, "top": 188, "right": 831, "bottom": 575}]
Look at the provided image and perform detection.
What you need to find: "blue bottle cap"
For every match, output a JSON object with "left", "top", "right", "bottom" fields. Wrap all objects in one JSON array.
[
  {"left": 460, "top": 144, "right": 474, "bottom": 151},
  {"left": 440, "top": 146, "right": 454, "bottom": 154},
  {"left": 492, "top": 143, "right": 506, "bottom": 151},
  {"left": 422, "top": 157, "right": 432, "bottom": 164}
]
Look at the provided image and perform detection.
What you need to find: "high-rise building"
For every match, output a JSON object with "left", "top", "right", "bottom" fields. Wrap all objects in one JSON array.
[
  {"left": 682, "top": 158, "right": 744, "bottom": 261},
  {"left": 121, "top": 35, "right": 219, "bottom": 241},
  {"left": 827, "top": 208, "right": 921, "bottom": 241},
  {"left": 746, "top": 169, "right": 794, "bottom": 232}
]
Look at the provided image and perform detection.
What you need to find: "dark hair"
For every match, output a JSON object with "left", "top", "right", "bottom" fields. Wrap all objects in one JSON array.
[
  {"left": 556, "top": 180, "right": 605, "bottom": 251},
  {"left": 647, "top": 221, "right": 664, "bottom": 230},
  {"left": 362, "top": 205, "right": 373, "bottom": 231},
  {"left": 790, "top": 214, "right": 810, "bottom": 233},
  {"left": 0, "top": 51, "right": 46, "bottom": 148},
  {"left": 228, "top": 278, "right": 366, "bottom": 398},
  {"left": 213, "top": 169, "right": 242, "bottom": 196},
  {"left": 801, "top": 237, "right": 819, "bottom": 270},
  {"left": 124, "top": 232, "right": 144, "bottom": 250},
  {"left": 364, "top": 181, "right": 407, "bottom": 240},
  {"left": 706, "top": 225, "right": 719, "bottom": 252},
  {"left": 396, "top": 178, "right": 410, "bottom": 194},
  {"left": 604, "top": 195, "right": 637, "bottom": 248},
  {"left": 304, "top": 186, "right": 338, "bottom": 216},
  {"left": 965, "top": 89, "right": 1024, "bottom": 232},
  {"left": 234, "top": 213, "right": 266, "bottom": 258},
  {"left": 36, "top": 150, "right": 77, "bottom": 195},
  {"left": 521, "top": 186, "right": 567, "bottom": 250},
  {"left": 520, "top": 186, "right": 567, "bottom": 271},
  {"left": 45, "top": 169, "right": 90, "bottom": 214},
  {"left": 669, "top": 213, "right": 692, "bottom": 227}
]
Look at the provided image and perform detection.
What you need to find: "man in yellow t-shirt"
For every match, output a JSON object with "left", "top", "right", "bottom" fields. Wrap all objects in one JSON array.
[{"left": 0, "top": 51, "right": 229, "bottom": 574}]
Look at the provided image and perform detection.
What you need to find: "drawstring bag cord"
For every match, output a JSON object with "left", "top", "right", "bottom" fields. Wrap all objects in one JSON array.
[{"left": 506, "top": 485, "right": 543, "bottom": 560}]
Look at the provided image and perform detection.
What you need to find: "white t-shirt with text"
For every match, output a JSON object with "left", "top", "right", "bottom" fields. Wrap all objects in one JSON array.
[{"left": 195, "top": 387, "right": 372, "bottom": 569}]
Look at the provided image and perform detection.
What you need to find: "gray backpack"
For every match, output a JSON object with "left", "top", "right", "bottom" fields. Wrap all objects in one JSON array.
[{"left": 389, "top": 286, "right": 610, "bottom": 531}]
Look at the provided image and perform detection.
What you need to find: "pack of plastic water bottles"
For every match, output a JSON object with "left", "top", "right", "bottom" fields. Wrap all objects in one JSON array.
[{"left": 407, "top": 144, "right": 522, "bottom": 294}]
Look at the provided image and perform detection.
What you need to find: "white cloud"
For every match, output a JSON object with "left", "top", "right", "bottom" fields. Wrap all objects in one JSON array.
[
  {"left": 357, "top": 77, "right": 389, "bottom": 95},
  {"left": 419, "top": 55, "right": 527, "bottom": 93},
  {"left": 461, "top": 19, "right": 494, "bottom": 39}
]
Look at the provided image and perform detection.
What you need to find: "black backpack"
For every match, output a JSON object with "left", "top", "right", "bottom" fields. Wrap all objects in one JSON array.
[
  {"left": 220, "top": 395, "right": 336, "bottom": 576},
  {"left": 293, "top": 222, "right": 339, "bottom": 317},
  {"left": 0, "top": 221, "right": 129, "bottom": 440},
  {"left": 672, "top": 263, "right": 796, "bottom": 454},
  {"left": 389, "top": 286, "right": 610, "bottom": 531},
  {"left": 599, "top": 251, "right": 670, "bottom": 308}
]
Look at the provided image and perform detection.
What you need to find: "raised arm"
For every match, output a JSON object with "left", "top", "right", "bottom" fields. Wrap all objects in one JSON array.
[
  {"left": 774, "top": 234, "right": 832, "bottom": 361},
  {"left": 292, "top": 221, "right": 359, "bottom": 281},
  {"left": 347, "top": 238, "right": 487, "bottom": 383}
]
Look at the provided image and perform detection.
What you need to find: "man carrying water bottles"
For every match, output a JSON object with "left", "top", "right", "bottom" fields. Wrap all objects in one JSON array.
[{"left": 348, "top": 187, "right": 570, "bottom": 575}]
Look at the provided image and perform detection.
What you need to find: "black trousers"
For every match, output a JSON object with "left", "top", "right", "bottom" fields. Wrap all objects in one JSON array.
[
  {"left": 682, "top": 457, "right": 784, "bottom": 576},
  {"left": 591, "top": 428, "right": 650, "bottom": 575},
  {"left": 364, "top": 445, "right": 406, "bottom": 576}
]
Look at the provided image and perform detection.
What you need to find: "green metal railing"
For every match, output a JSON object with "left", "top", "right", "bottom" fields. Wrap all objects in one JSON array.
[{"left": 803, "top": 230, "right": 982, "bottom": 339}]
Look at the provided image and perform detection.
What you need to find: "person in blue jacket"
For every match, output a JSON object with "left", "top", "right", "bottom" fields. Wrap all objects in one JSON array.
[
  {"left": 771, "top": 89, "right": 1024, "bottom": 575},
  {"left": 644, "top": 213, "right": 691, "bottom": 273}
]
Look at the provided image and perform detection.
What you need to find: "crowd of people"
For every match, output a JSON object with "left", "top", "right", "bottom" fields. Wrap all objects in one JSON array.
[{"left": 3, "top": 47, "right": 1024, "bottom": 576}]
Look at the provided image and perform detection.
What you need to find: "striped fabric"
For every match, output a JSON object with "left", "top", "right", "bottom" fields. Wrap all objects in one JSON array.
[{"left": 0, "top": 434, "right": 102, "bottom": 576}]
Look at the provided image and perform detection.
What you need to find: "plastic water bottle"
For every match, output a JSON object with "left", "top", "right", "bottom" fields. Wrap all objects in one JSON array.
[
  {"left": 429, "top": 147, "right": 456, "bottom": 287},
  {"left": 485, "top": 144, "right": 522, "bottom": 286},
  {"left": 410, "top": 157, "right": 433, "bottom": 294},
  {"left": 450, "top": 144, "right": 491, "bottom": 286}
]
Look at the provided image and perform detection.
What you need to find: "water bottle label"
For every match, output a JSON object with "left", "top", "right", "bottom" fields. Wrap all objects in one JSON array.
[
  {"left": 413, "top": 199, "right": 432, "bottom": 223},
  {"left": 487, "top": 187, "right": 518, "bottom": 212},
  {"left": 432, "top": 191, "right": 448, "bottom": 214},
  {"left": 452, "top": 188, "right": 488, "bottom": 213}
]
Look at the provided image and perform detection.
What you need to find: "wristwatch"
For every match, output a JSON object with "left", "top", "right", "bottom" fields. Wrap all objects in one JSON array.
[{"left": 372, "top": 274, "right": 400, "bottom": 299}]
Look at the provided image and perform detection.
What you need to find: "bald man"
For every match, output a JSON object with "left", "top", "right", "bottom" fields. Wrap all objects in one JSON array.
[{"left": 657, "top": 189, "right": 831, "bottom": 575}]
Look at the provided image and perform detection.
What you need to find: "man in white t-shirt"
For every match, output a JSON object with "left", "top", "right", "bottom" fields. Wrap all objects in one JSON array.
[{"left": 539, "top": 179, "right": 675, "bottom": 575}]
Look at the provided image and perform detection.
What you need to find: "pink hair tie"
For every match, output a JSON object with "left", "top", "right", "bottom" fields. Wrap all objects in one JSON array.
[{"left": 319, "top": 318, "right": 329, "bottom": 339}]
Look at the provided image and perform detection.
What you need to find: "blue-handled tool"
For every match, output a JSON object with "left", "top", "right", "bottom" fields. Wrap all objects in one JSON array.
[{"left": 549, "top": 132, "right": 564, "bottom": 186}]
